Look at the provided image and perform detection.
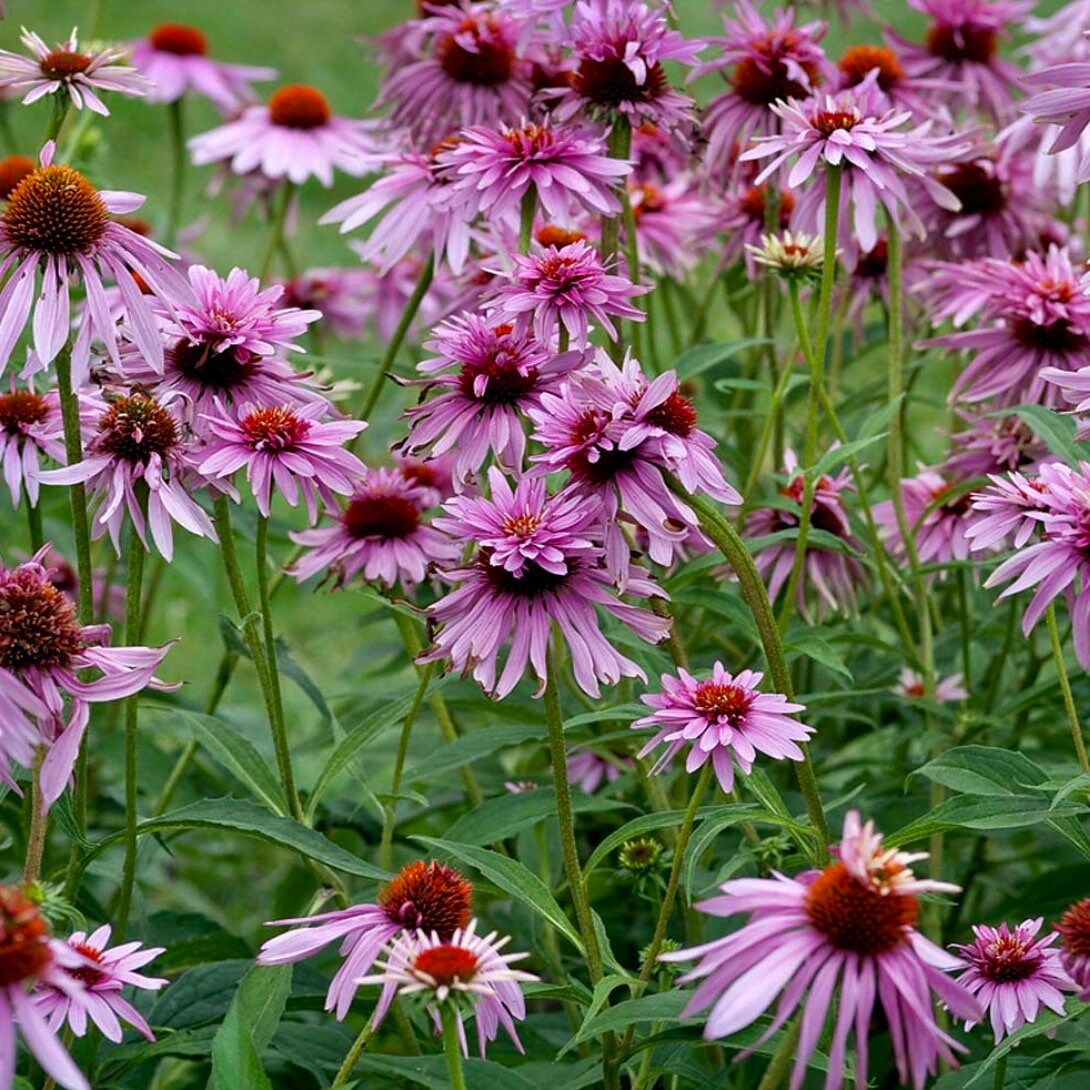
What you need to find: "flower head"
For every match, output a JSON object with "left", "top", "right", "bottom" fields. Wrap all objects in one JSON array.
[
  {"left": 0, "top": 27, "right": 150, "bottom": 115},
  {"left": 0, "top": 886, "right": 89, "bottom": 1090},
  {"left": 1057, "top": 897, "right": 1090, "bottom": 1000},
  {"left": 198, "top": 401, "right": 366, "bottom": 522},
  {"left": 894, "top": 667, "right": 968, "bottom": 704},
  {"left": 634, "top": 664, "right": 812, "bottom": 793},
  {"left": 358, "top": 920, "right": 537, "bottom": 1057},
  {"left": 421, "top": 468, "right": 669, "bottom": 698},
  {"left": 34, "top": 924, "right": 167, "bottom": 1042},
  {"left": 0, "top": 382, "right": 63, "bottom": 508},
  {"left": 624, "top": 177, "right": 721, "bottom": 278},
  {"left": 875, "top": 468, "right": 974, "bottom": 568},
  {"left": 567, "top": 746, "right": 633, "bottom": 793},
  {"left": 953, "top": 919, "right": 1073, "bottom": 1041},
  {"left": 257, "top": 860, "right": 472, "bottom": 1020},
  {"left": 189, "top": 83, "right": 377, "bottom": 186},
  {"left": 746, "top": 229, "right": 824, "bottom": 281},
  {"left": 662, "top": 811, "right": 979, "bottom": 1090},
  {"left": 278, "top": 266, "right": 373, "bottom": 339},
  {"left": 289, "top": 467, "right": 460, "bottom": 591},
  {"left": 131, "top": 22, "right": 275, "bottom": 110}
]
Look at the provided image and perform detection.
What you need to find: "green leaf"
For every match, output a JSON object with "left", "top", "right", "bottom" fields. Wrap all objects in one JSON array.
[
  {"left": 557, "top": 975, "right": 634, "bottom": 1058},
  {"left": 570, "top": 991, "right": 690, "bottom": 1046},
  {"left": 910, "top": 746, "right": 1047, "bottom": 796},
  {"left": 267, "top": 1021, "right": 356, "bottom": 1081},
  {"left": 403, "top": 721, "right": 545, "bottom": 783},
  {"left": 672, "top": 589, "right": 759, "bottom": 639},
  {"left": 150, "top": 960, "right": 251, "bottom": 1030},
  {"left": 674, "top": 338, "right": 771, "bottom": 379},
  {"left": 355, "top": 1055, "right": 538, "bottom": 1090},
  {"left": 146, "top": 911, "right": 250, "bottom": 974},
  {"left": 1008, "top": 403, "right": 1084, "bottom": 466},
  {"left": 413, "top": 835, "right": 583, "bottom": 952},
  {"left": 812, "top": 433, "right": 887, "bottom": 476},
  {"left": 83, "top": 798, "right": 390, "bottom": 881},
  {"left": 561, "top": 704, "right": 648, "bottom": 732},
  {"left": 146, "top": 707, "right": 285, "bottom": 814},
  {"left": 274, "top": 636, "right": 333, "bottom": 724},
  {"left": 445, "top": 789, "right": 630, "bottom": 846},
  {"left": 889, "top": 795, "right": 1084, "bottom": 845},
  {"left": 209, "top": 964, "right": 291, "bottom": 1090},
  {"left": 785, "top": 633, "right": 853, "bottom": 680}
]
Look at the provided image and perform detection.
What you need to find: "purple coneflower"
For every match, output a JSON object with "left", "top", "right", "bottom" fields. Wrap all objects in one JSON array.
[
  {"left": 719, "top": 179, "right": 796, "bottom": 274},
  {"left": 661, "top": 810, "right": 981, "bottom": 1090},
  {"left": 0, "top": 887, "right": 89, "bottom": 1090},
  {"left": 439, "top": 119, "right": 629, "bottom": 222},
  {"left": 130, "top": 22, "right": 275, "bottom": 111},
  {"left": 740, "top": 76, "right": 965, "bottom": 256},
  {"left": 745, "top": 451, "right": 865, "bottom": 619},
  {"left": 279, "top": 266, "right": 372, "bottom": 339},
  {"left": 966, "top": 470, "right": 1050, "bottom": 551},
  {"left": 34, "top": 925, "right": 167, "bottom": 1043},
  {"left": 633, "top": 664, "right": 812, "bottom": 793},
  {"left": 289, "top": 467, "right": 459, "bottom": 591},
  {"left": 555, "top": 0, "right": 702, "bottom": 134},
  {"left": 566, "top": 746, "right": 632, "bottom": 793},
  {"left": 835, "top": 44, "right": 938, "bottom": 117},
  {"left": 376, "top": 4, "right": 533, "bottom": 147},
  {"left": 488, "top": 239, "right": 648, "bottom": 346},
  {"left": 358, "top": 920, "right": 537, "bottom": 1057},
  {"left": 189, "top": 84, "right": 376, "bottom": 187},
  {"left": 400, "top": 312, "right": 584, "bottom": 483},
  {"left": 0, "top": 27, "right": 150, "bottom": 115},
  {"left": 894, "top": 667, "right": 968, "bottom": 703},
  {"left": 875, "top": 468, "right": 974, "bottom": 568},
  {"left": 695, "top": 0, "right": 831, "bottom": 179},
  {"left": 41, "top": 393, "right": 216, "bottom": 561},
  {"left": 953, "top": 919, "right": 1073, "bottom": 1041},
  {"left": 0, "top": 145, "right": 188, "bottom": 377},
  {"left": 0, "top": 383, "right": 63, "bottom": 508},
  {"left": 624, "top": 178, "right": 721, "bottom": 278},
  {"left": 198, "top": 401, "right": 365, "bottom": 523},
  {"left": 421, "top": 469, "right": 668, "bottom": 698},
  {"left": 890, "top": 0, "right": 1029, "bottom": 121},
  {"left": 944, "top": 413, "right": 1049, "bottom": 479},
  {"left": 257, "top": 860, "right": 473, "bottom": 1020},
  {"left": 1058, "top": 897, "right": 1090, "bottom": 1000}
]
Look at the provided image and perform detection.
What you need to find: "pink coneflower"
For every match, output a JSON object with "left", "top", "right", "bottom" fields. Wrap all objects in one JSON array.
[
  {"left": 953, "top": 919, "right": 1073, "bottom": 1041},
  {"left": 488, "top": 239, "right": 648, "bottom": 346},
  {"left": 289, "top": 467, "right": 459, "bottom": 591},
  {"left": 661, "top": 810, "right": 980, "bottom": 1090},
  {"left": 921, "top": 247, "right": 1090, "bottom": 407},
  {"left": 189, "top": 84, "right": 376, "bottom": 187},
  {"left": 376, "top": 4, "right": 533, "bottom": 147},
  {"left": 198, "top": 401, "right": 365, "bottom": 522},
  {"left": 740, "top": 76, "right": 965, "bottom": 256},
  {"left": 1057, "top": 897, "right": 1090, "bottom": 1000},
  {"left": 745, "top": 451, "right": 865, "bottom": 619},
  {"left": 35, "top": 924, "right": 167, "bottom": 1043},
  {"left": 123, "top": 264, "right": 324, "bottom": 417},
  {"left": 41, "top": 393, "right": 216, "bottom": 562},
  {"left": 399, "top": 312, "right": 585, "bottom": 483},
  {"left": 630, "top": 120, "right": 692, "bottom": 184},
  {"left": 279, "top": 266, "right": 372, "bottom": 339},
  {"left": 978, "top": 460, "right": 1090, "bottom": 667},
  {"left": 358, "top": 920, "right": 537, "bottom": 1057},
  {"left": 695, "top": 0, "right": 831, "bottom": 179},
  {"left": 396, "top": 451, "right": 458, "bottom": 507},
  {"left": 0, "top": 145, "right": 189, "bottom": 377},
  {"left": 438, "top": 119, "right": 630, "bottom": 222},
  {"left": 874, "top": 468, "right": 974, "bottom": 568},
  {"left": 130, "top": 22, "right": 275, "bottom": 111},
  {"left": 894, "top": 667, "right": 968, "bottom": 703},
  {"left": 0, "top": 665, "right": 46, "bottom": 793},
  {"left": 421, "top": 469, "right": 668, "bottom": 698},
  {"left": 555, "top": 0, "right": 702, "bottom": 134},
  {"left": 566, "top": 746, "right": 633, "bottom": 793},
  {"left": 321, "top": 147, "right": 475, "bottom": 276},
  {"left": 719, "top": 179, "right": 796, "bottom": 273},
  {"left": 0, "top": 155, "right": 35, "bottom": 200},
  {"left": 0, "top": 887, "right": 89, "bottom": 1090},
  {"left": 944, "top": 413, "right": 1050, "bottom": 478},
  {"left": 633, "top": 664, "right": 812, "bottom": 793},
  {"left": 835, "top": 44, "right": 938, "bottom": 117},
  {"left": 966, "top": 470, "right": 1051, "bottom": 551},
  {"left": 0, "top": 383, "right": 63, "bottom": 508},
  {"left": 890, "top": 0, "right": 1029, "bottom": 121},
  {"left": 258, "top": 860, "right": 473, "bottom": 1020},
  {"left": 0, "top": 27, "right": 150, "bottom": 115},
  {"left": 624, "top": 178, "right": 721, "bottom": 278},
  {"left": 0, "top": 549, "right": 172, "bottom": 809}
]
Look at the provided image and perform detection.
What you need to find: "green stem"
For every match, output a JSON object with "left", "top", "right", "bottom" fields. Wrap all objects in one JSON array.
[
  {"left": 518, "top": 187, "right": 537, "bottom": 255},
  {"left": 992, "top": 1055, "right": 1008, "bottom": 1090},
  {"left": 618, "top": 177, "right": 642, "bottom": 363},
  {"left": 668, "top": 482, "right": 829, "bottom": 862},
  {"left": 330, "top": 1019, "right": 375, "bottom": 1088},
  {"left": 44, "top": 93, "right": 70, "bottom": 146},
  {"left": 115, "top": 514, "right": 146, "bottom": 937},
  {"left": 352, "top": 254, "right": 435, "bottom": 439},
  {"left": 379, "top": 662, "right": 435, "bottom": 871},
  {"left": 600, "top": 119, "right": 632, "bottom": 271},
  {"left": 440, "top": 1003, "right": 468, "bottom": 1090},
  {"left": 1046, "top": 604, "right": 1090, "bottom": 774},
  {"left": 619, "top": 764, "right": 712, "bottom": 1057},
  {"left": 25, "top": 492, "right": 43, "bottom": 552},
  {"left": 165, "top": 98, "right": 187, "bottom": 249},
  {"left": 259, "top": 181, "right": 295, "bottom": 281},
  {"left": 23, "top": 749, "right": 47, "bottom": 883},
  {"left": 212, "top": 498, "right": 302, "bottom": 818},
  {"left": 756, "top": 1018, "right": 801, "bottom": 1090}
]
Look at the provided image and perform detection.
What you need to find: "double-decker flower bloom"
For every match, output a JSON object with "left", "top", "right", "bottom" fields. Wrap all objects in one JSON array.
[
  {"left": 0, "top": 27, "right": 150, "bottom": 114},
  {"left": 633, "top": 664, "right": 813, "bottom": 793},
  {"left": 421, "top": 469, "right": 668, "bottom": 698},
  {"left": 662, "top": 811, "right": 980, "bottom": 1090}
]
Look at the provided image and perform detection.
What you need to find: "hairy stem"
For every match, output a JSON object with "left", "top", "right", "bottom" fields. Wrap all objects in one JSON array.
[{"left": 1047, "top": 603, "right": 1090, "bottom": 774}]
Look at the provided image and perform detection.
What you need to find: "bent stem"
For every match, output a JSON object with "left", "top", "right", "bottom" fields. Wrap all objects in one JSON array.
[
  {"left": 115, "top": 514, "right": 146, "bottom": 937},
  {"left": 670, "top": 482, "right": 829, "bottom": 862},
  {"left": 619, "top": 763, "right": 712, "bottom": 1057},
  {"left": 1046, "top": 603, "right": 1090, "bottom": 774},
  {"left": 352, "top": 254, "right": 435, "bottom": 441},
  {"left": 166, "top": 98, "right": 187, "bottom": 249},
  {"left": 440, "top": 1003, "right": 468, "bottom": 1090}
]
